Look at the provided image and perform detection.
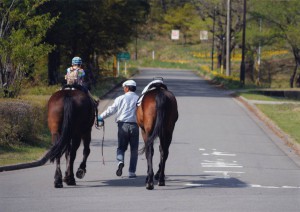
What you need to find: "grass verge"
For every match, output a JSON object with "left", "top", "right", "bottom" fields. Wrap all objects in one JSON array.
[
  {"left": 238, "top": 91, "right": 296, "bottom": 101},
  {"left": 256, "top": 104, "right": 300, "bottom": 145},
  {"left": 0, "top": 145, "right": 49, "bottom": 166},
  {"left": 238, "top": 91, "right": 300, "bottom": 146}
]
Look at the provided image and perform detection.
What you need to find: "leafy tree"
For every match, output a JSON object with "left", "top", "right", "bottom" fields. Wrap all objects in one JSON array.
[
  {"left": 0, "top": 0, "right": 56, "bottom": 97},
  {"left": 192, "top": 0, "right": 246, "bottom": 69},
  {"left": 241, "top": 1, "right": 282, "bottom": 85},
  {"left": 162, "top": 3, "right": 205, "bottom": 44},
  {"left": 250, "top": 0, "right": 300, "bottom": 88},
  {"left": 44, "top": 0, "right": 150, "bottom": 85}
]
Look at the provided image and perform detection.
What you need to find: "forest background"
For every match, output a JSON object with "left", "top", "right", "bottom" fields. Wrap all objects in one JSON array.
[{"left": 1, "top": 0, "right": 300, "bottom": 165}]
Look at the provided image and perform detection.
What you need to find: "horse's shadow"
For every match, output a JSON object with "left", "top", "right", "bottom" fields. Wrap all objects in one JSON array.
[
  {"left": 65, "top": 176, "right": 148, "bottom": 189},
  {"left": 64, "top": 174, "right": 248, "bottom": 190},
  {"left": 165, "top": 175, "right": 248, "bottom": 190}
]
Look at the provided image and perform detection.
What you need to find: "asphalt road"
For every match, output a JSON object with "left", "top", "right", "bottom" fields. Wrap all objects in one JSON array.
[{"left": 1, "top": 68, "right": 300, "bottom": 212}]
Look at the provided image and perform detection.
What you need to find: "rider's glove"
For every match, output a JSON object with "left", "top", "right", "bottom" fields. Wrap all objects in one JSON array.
[{"left": 98, "top": 116, "right": 104, "bottom": 127}]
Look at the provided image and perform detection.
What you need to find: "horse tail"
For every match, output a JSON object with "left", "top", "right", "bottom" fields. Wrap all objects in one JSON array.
[
  {"left": 146, "top": 89, "right": 168, "bottom": 148},
  {"left": 45, "top": 95, "right": 73, "bottom": 163}
]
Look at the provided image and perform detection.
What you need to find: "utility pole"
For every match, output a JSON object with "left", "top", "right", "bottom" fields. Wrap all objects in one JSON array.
[
  {"left": 256, "top": 18, "right": 262, "bottom": 85},
  {"left": 135, "top": 22, "right": 138, "bottom": 60},
  {"left": 226, "top": 0, "right": 231, "bottom": 76},
  {"left": 211, "top": 7, "right": 216, "bottom": 71},
  {"left": 240, "top": 0, "right": 246, "bottom": 86}
]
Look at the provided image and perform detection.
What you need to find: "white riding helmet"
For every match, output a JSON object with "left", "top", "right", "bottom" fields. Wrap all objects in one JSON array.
[{"left": 122, "top": 80, "right": 136, "bottom": 87}]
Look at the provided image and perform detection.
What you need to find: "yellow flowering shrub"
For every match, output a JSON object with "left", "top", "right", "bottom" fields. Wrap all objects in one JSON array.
[
  {"left": 193, "top": 50, "right": 289, "bottom": 61},
  {"left": 161, "top": 59, "right": 191, "bottom": 64},
  {"left": 199, "top": 65, "right": 240, "bottom": 89}
]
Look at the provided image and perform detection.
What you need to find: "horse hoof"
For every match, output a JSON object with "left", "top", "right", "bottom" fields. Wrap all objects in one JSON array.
[
  {"left": 146, "top": 183, "right": 154, "bottom": 190},
  {"left": 66, "top": 180, "right": 76, "bottom": 186},
  {"left": 76, "top": 169, "right": 86, "bottom": 179},
  {"left": 64, "top": 176, "right": 76, "bottom": 186},
  {"left": 158, "top": 181, "right": 165, "bottom": 186},
  {"left": 54, "top": 182, "right": 63, "bottom": 188}
]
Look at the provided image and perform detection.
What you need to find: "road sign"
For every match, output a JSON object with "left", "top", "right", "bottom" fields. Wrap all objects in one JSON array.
[
  {"left": 171, "top": 30, "right": 180, "bottom": 40},
  {"left": 117, "top": 52, "right": 130, "bottom": 60},
  {"left": 200, "top": 30, "right": 208, "bottom": 40}
]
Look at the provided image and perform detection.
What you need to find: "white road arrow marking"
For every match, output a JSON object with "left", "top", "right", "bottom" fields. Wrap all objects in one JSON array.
[
  {"left": 202, "top": 160, "right": 243, "bottom": 168},
  {"left": 211, "top": 151, "right": 236, "bottom": 156}
]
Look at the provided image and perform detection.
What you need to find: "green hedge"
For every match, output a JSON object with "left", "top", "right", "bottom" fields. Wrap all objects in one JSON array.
[{"left": 0, "top": 100, "right": 48, "bottom": 147}]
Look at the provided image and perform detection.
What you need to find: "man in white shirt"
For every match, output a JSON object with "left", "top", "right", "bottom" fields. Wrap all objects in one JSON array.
[{"left": 98, "top": 80, "right": 139, "bottom": 178}]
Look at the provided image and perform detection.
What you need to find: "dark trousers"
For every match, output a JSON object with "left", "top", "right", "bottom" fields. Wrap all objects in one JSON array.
[{"left": 117, "top": 122, "right": 139, "bottom": 173}]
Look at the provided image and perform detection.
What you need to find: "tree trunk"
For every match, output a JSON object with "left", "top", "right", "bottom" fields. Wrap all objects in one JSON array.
[
  {"left": 290, "top": 63, "right": 298, "bottom": 88},
  {"left": 296, "top": 74, "right": 300, "bottom": 88},
  {"left": 160, "top": 0, "right": 167, "bottom": 13},
  {"left": 48, "top": 49, "right": 60, "bottom": 85},
  {"left": 246, "top": 60, "right": 255, "bottom": 83},
  {"left": 290, "top": 47, "right": 300, "bottom": 88}
]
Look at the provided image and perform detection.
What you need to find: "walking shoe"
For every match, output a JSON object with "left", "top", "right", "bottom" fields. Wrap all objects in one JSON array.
[
  {"left": 128, "top": 172, "right": 136, "bottom": 178},
  {"left": 116, "top": 162, "right": 124, "bottom": 177}
]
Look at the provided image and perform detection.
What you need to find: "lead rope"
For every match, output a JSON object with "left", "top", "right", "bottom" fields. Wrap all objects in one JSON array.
[
  {"left": 101, "top": 124, "right": 105, "bottom": 165},
  {"left": 95, "top": 107, "right": 105, "bottom": 165},
  {"left": 95, "top": 121, "right": 105, "bottom": 165}
]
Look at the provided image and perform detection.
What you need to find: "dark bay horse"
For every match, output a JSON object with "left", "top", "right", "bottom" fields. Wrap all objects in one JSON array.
[
  {"left": 136, "top": 83, "right": 178, "bottom": 190},
  {"left": 44, "top": 89, "right": 96, "bottom": 188}
]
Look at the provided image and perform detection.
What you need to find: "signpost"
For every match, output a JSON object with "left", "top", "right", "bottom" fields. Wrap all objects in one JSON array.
[{"left": 116, "top": 52, "right": 130, "bottom": 76}]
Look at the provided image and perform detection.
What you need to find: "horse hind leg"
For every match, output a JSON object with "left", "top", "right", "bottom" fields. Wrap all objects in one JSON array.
[
  {"left": 64, "top": 146, "right": 70, "bottom": 182},
  {"left": 64, "top": 137, "right": 81, "bottom": 186},
  {"left": 52, "top": 133, "right": 63, "bottom": 188},
  {"left": 157, "top": 149, "right": 169, "bottom": 186},
  {"left": 155, "top": 144, "right": 163, "bottom": 181},
  {"left": 145, "top": 143, "right": 155, "bottom": 190},
  {"left": 54, "top": 156, "right": 63, "bottom": 188},
  {"left": 76, "top": 132, "right": 91, "bottom": 179},
  {"left": 156, "top": 136, "right": 171, "bottom": 186}
]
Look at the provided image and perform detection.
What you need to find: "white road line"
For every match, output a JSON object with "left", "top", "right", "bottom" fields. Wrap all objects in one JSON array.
[
  {"left": 185, "top": 183, "right": 300, "bottom": 189},
  {"left": 197, "top": 147, "right": 300, "bottom": 189}
]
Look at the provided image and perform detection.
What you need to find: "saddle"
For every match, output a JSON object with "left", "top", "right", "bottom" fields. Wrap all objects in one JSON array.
[
  {"left": 62, "top": 84, "right": 87, "bottom": 92},
  {"left": 137, "top": 80, "right": 168, "bottom": 106},
  {"left": 148, "top": 82, "right": 168, "bottom": 91}
]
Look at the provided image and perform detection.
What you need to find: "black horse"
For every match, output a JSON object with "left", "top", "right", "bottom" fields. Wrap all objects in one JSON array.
[
  {"left": 136, "top": 83, "right": 178, "bottom": 190},
  {"left": 44, "top": 89, "right": 96, "bottom": 188}
]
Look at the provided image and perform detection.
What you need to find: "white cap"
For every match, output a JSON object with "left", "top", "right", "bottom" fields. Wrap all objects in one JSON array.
[{"left": 122, "top": 80, "right": 136, "bottom": 87}]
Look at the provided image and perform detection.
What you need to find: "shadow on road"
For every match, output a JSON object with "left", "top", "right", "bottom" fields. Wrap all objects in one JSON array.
[
  {"left": 62, "top": 174, "right": 248, "bottom": 190},
  {"left": 166, "top": 174, "right": 248, "bottom": 190}
]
